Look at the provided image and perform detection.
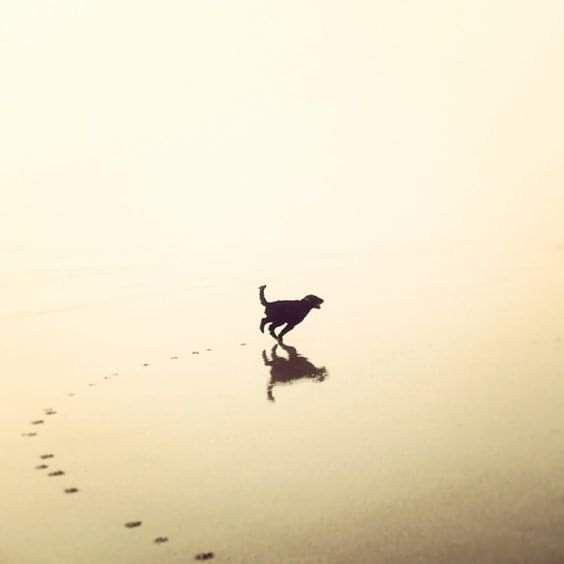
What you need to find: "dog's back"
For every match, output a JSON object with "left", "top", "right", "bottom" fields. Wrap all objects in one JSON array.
[{"left": 265, "top": 300, "right": 310, "bottom": 324}]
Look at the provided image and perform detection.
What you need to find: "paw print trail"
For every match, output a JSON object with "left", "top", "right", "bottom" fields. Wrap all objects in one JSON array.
[{"left": 18, "top": 340, "right": 239, "bottom": 554}]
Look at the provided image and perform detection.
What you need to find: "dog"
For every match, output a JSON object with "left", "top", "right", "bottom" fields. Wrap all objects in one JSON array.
[
  {"left": 259, "top": 285, "right": 323, "bottom": 342},
  {"left": 263, "top": 344, "right": 327, "bottom": 402}
]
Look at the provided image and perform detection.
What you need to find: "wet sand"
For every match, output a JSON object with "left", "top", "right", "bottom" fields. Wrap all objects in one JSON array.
[{"left": 2, "top": 246, "right": 564, "bottom": 563}]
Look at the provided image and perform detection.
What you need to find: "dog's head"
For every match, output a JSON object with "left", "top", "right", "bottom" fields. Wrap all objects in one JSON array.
[{"left": 303, "top": 294, "right": 324, "bottom": 309}]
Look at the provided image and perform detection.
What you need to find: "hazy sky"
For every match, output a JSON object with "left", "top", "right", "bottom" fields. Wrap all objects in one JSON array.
[{"left": 2, "top": 1, "right": 564, "bottom": 264}]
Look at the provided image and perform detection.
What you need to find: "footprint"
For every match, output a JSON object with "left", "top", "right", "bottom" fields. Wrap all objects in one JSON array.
[
  {"left": 31, "top": 420, "right": 44, "bottom": 425},
  {"left": 104, "top": 376, "right": 110, "bottom": 380},
  {"left": 64, "top": 488, "right": 79, "bottom": 494},
  {"left": 88, "top": 384, "right": 95, "bottom": 387},
  {"left": 240, "top": 343, "right": 247, "bottom": 346},
  {"left": 68, "top": 393, "right": 75, "bottom": 397},
  {"left": 206, "top": 348, "right": 213, "bottom": 352},
  {"left": 124, "top": 521, "right": 142, "bottom": 528},
  {"left": 143, "top": 363, "right": 150, "bottom": 367},
  {"left": 170, "top": 356, "right": 179, "bottom": 360},
  {"left": 48, "top": 470, "right": 65, "bottom": 477},
  {"left": 154, "top": 537, "right": 169, "bottom": 544},
  {"left": 22, "top": 432, "right": 37, "bottom": 437},
  {"left": 44, "top": 409, "right": 57, "bottom": 415},
  {"left": 195, "top": 552, "right": 214, "bottom": 560},
  {"left": 35, "top": 464, "right": 49, "bottom": 470},
  {"left": 40, "top": 454, "right": 54, "bottom": 460},
  {"left": 112, "top": 372, "right": 119, "bottom": 376},
  {"left": 192, "top": 351, "right": 199, "bottom": 355}
]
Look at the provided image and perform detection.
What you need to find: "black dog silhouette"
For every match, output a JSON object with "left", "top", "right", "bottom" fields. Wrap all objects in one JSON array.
[
  {"left": 259, "top": 285, "right": 323, "bottom": 342},
  {"left": 262, "top": 344, "right": 328, "bottom": 402}
]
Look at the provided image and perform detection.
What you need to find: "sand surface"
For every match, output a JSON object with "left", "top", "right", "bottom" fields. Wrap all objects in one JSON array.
[
  {"left": 2, "top": 245, "right": 564, "bottom": 564},
  {"left": 4, "top": 2, "right": 564, "bottom": 561}
]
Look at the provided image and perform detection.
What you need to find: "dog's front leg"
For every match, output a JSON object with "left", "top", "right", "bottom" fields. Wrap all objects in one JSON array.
[{"left": 277, "top": 323, "right": 296, "bottom": 342}]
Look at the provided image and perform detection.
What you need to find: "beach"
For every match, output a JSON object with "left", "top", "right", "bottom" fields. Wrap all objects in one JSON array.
[
  {"left": 3, "top": 1, "right": 564, "bottom": 561},
  {"left": 2, "top": 245, "right": 564, "bottom": 563}
]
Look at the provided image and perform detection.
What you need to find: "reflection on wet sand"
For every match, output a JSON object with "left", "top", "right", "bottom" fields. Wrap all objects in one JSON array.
[{"left": 262, "top": 343, "right": 328, "bottom": 402}]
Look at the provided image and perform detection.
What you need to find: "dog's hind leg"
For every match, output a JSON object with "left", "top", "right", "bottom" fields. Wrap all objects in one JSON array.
[
  {"left": 260, "top": 317, "right": 269, "bottom": 333},
  {"left": 269, "top": 321, "right": 285, "bottom": 340}
]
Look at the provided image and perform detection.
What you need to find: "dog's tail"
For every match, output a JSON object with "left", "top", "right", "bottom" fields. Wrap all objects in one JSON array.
[
  {"left": 258, "top": 284, "right": 269, "bottom": 306},
  {"left": 267, "top": 381, "right": 275, "bottom": 402}
]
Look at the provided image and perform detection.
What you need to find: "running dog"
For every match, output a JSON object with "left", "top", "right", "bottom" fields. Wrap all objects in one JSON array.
[{"left": 259, "top": 285, "right": 323, "bottom": 342}]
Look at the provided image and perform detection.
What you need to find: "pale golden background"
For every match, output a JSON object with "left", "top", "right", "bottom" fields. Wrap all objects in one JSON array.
[{"left": 2, "top": 2, "right": 564, "bottom": 563}]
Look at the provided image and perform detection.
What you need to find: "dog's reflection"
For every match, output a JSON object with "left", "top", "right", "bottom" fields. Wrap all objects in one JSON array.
[{"left": 262, "top": 344, "right": 328, "bottom": 402}]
